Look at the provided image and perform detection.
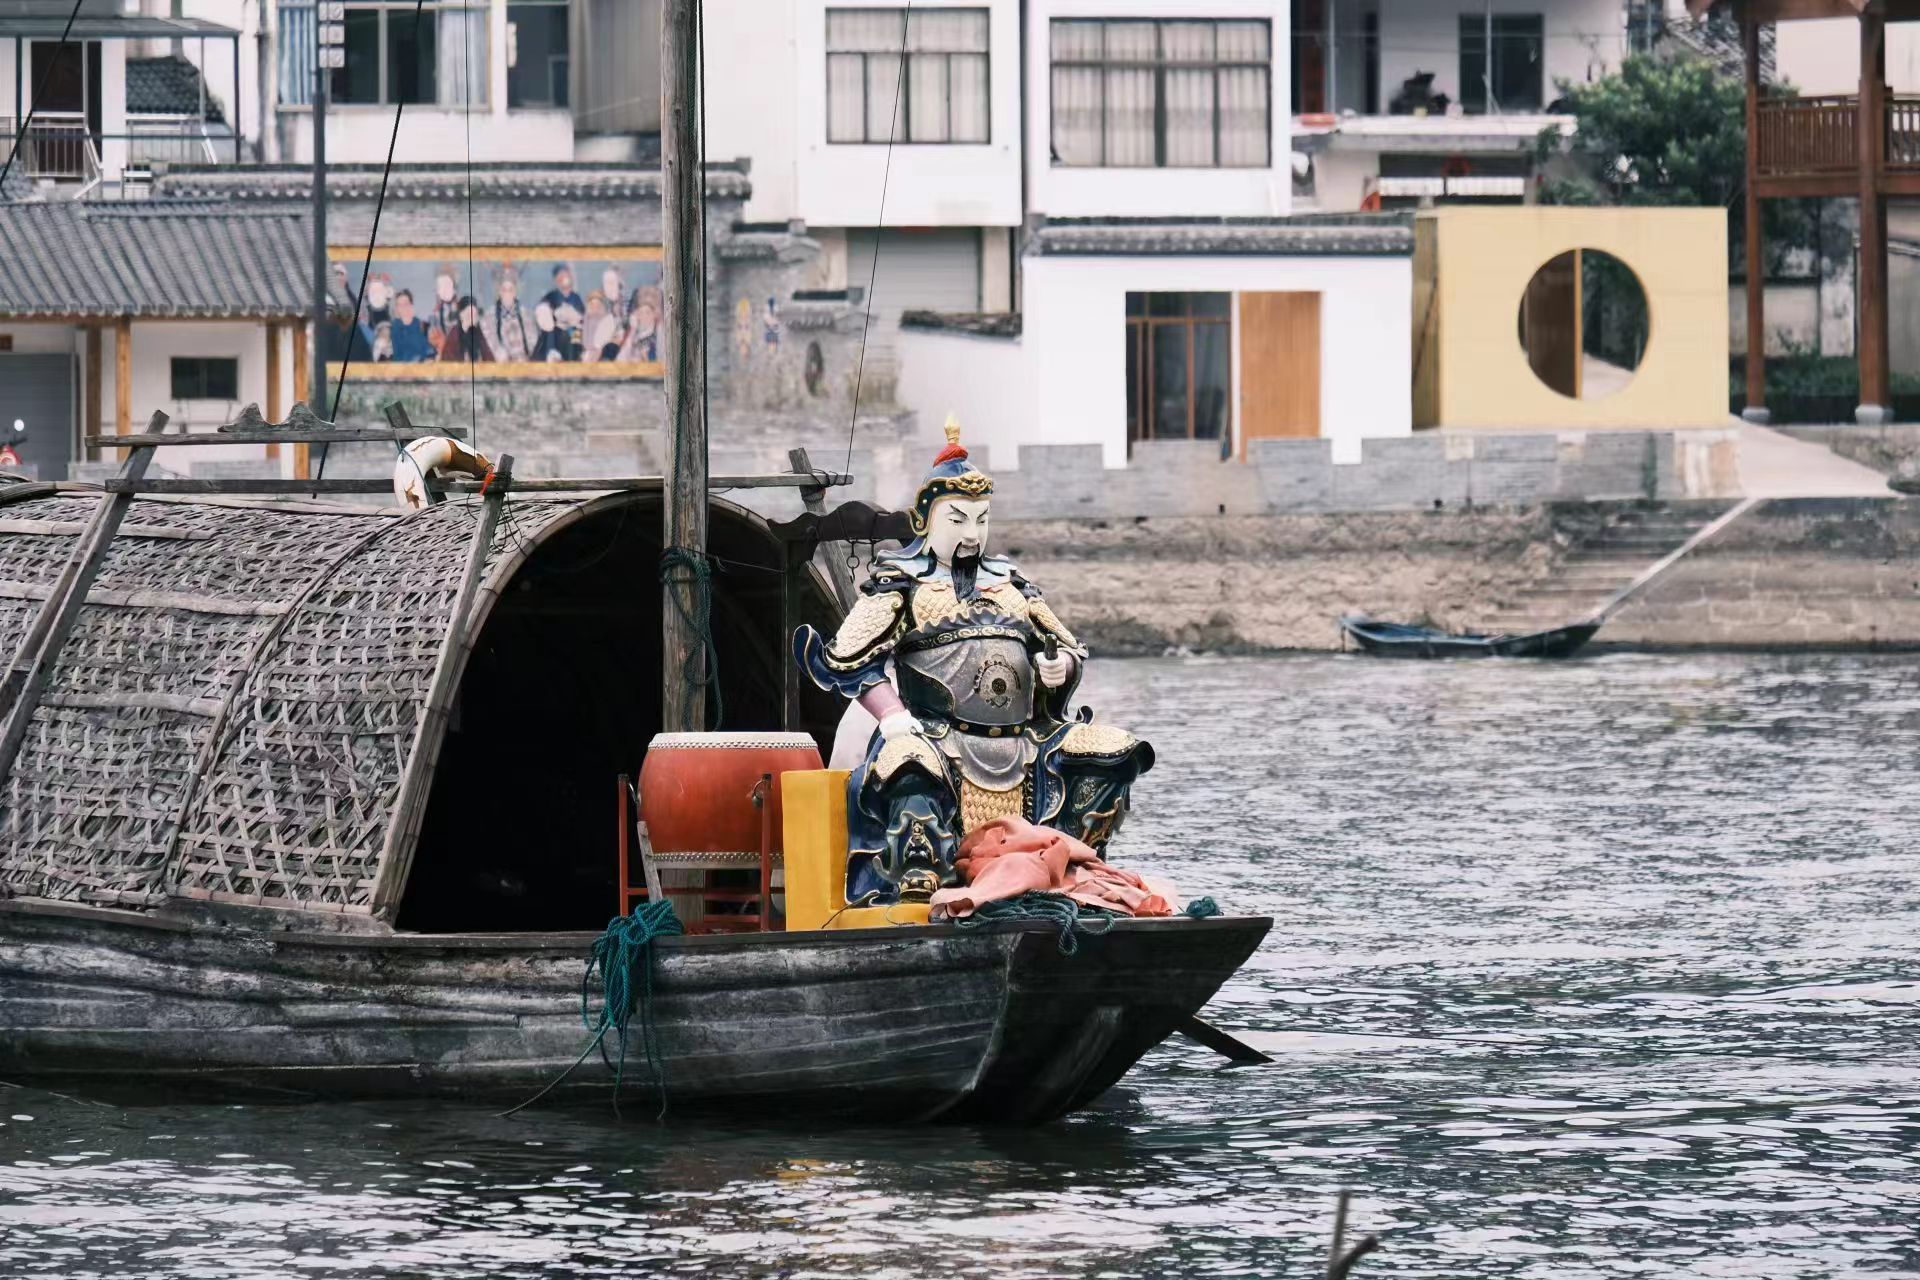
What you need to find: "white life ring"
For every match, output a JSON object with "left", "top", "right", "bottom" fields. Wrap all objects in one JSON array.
[{"left": 393, "top": 436, "right": 493, "bottom": 510}]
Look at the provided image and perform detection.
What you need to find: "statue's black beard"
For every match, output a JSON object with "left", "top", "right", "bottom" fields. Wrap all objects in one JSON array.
[{"left": 951, "top": 550, "right": 981, "bottom": 600}]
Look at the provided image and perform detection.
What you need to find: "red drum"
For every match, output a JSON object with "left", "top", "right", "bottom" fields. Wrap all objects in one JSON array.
[{"left": 638, "top": 731, "right": 824, "bottom": 855}]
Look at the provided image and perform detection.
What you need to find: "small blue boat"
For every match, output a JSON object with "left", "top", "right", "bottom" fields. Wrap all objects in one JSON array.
[{"left": 1339, "top": 614, "right": 1600, "bottom": 659}]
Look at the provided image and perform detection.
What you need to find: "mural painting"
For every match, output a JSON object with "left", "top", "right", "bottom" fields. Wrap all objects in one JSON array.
[{"left": 325, "top": 248, "right": 665, "bottom": 378}]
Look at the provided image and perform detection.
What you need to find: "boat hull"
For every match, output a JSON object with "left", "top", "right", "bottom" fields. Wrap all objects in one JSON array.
[
  {"left": 0, "top": 900, "right": 1268, "bottom": 1124},
  {"left": 1340, "top": 616, "right": 1600, "bottom": 659}
]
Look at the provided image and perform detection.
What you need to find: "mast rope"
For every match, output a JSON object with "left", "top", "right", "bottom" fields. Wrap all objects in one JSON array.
[
  {"left": 0, "top": 0, "right": 83, "bottom": 196},
  {"left": 659, "top": 546, "right": 724, "bottom": 728},
  {"left": 315, "top": 0, "right": 427, "bottom": 486},
  {"left": 843, "top": 1, "right": 912, "bottom": 475}
]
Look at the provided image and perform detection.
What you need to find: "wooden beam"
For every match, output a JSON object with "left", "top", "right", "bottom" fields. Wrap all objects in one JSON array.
[
  {"left": 1753, "top": 172, "right": 1860, "bottom": 199},
  {"left": 265, "top": 322, "right": 283, "bottom": 462},
  {"left": 789, "top": 447, "right": 857, "bottom": 610},
  {"left": 1859, "top": 10, "right": 1892, "bottom": 419},
  {"left": 85, "top": 428, "right": 471, "bottom": 448},
  {"left": 661, "top": 0, "right": 708, "bottom": 734},
  {"left": 1744, "top": 15, "right": 1768, "bottom": 421},
  {"left": 113, "top": 317, "right": 132, "bottom": 448},
  {"left": 290, "top": 321, "right": 310, "bottom": 480},
  {"left": 0, "top": 411, "right": 167, "bottom": 793},
  {"left": 102, "top": 474, "right": 849, "bottom": 497},
  {"left": 371, "top": 454, "right": 515, "bottom": 918},
  {"left": 81, "top": 326, "right": 102, "bottom": 466}
]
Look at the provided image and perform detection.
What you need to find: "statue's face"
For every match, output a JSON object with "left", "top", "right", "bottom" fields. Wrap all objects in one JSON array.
[{"left": 927, "top": 495, "right": 990, "bottom": 567}]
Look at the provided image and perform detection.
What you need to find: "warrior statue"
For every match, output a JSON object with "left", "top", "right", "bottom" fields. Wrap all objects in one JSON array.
[{"left": 794, "top": 420, "right": 1154, "bottom": 905}]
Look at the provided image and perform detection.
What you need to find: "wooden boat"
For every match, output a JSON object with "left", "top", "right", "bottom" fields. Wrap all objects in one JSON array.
[
  {"left": 0, "top": 437, "right": 1267, "bottom": 1119},
  {"left": 1339, "top": 614, "right": 1600, "bottom": 659},
  {"left": 0, "top": 898, "right": 1265, "bottom": 1120}
]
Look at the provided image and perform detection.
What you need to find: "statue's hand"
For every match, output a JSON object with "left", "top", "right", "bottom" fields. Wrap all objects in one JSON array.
[
  {"left": 877, "top": 709, "right": 923, "bottom": 741},
  {"left": 1034, "top": 652, "right": 1073, "bottom": 689}
]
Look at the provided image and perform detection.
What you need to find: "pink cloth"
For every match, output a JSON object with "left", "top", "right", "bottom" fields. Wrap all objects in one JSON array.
[{"left": 931, "top": 816, "right": 1177, "bottom": 920}]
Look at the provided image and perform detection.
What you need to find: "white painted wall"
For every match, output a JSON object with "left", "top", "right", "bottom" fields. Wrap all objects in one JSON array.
[
  {"left": 276, "top": 0, "right": 574, "bottom": 165},
  {"left": 895, "top": 327, "right": 1034, "bottom": 473},
  {"left": 706, "top": 0, "right": 801, "bottom": 223},
  {"left": 1028, "top": 0, "right": 1292, "bottom": 219},
  {"left": 1775, "top": 18, "right": 1920, "bottom": 96},
  {"left": 791, "top": 0, "right": 1022, "bottom": 227},
  {"left": 0, "top": 320, "right": 292, "bottom": 472},
  {"left": 899, "top": 254, "right": 1412, "bottom": 470},
  {"left": 1376, "top": 0, "right": 1624, "bottom": 111}
]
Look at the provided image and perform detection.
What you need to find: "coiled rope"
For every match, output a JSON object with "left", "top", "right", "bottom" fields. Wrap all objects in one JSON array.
[
  {"left": 500, "top": 899, "right": 684, "bottom": 1120},
  {"left": 956, "top": 892, "right": 1226, "bottom": 954},
  {"left": 956, "top": 891, "right": 1115, "bottom": 956},
  {"left": 659, "top": 546, "right": 723, "bottom": 728}
]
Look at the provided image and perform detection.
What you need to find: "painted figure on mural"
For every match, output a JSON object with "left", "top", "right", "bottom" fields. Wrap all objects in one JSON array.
[
  {"left": 388, "top": 289, "right": 436, "bottom": 363},
  {"left": 428, "top": 264, "right": 462, "bottom": 348},
  {"left": 487, "top": 267, "right": 535, "bottom": 362},
  {"left": 583, "top": 291, "right": 618, "bottom": 362},
  {"left": 762, "top": 296, "right": 782, "bottom": 349},
  {"left": 621, "top": 286, "right": 661, "bottom": 362},
  {"left": 438, "top": 296, "right": 495, "bottom": 363},
  {"left": 542, "top": 263, "right": 585, "bottom": 319},
  {"left": 733, "top": 297, "right": 754, "bottom": 364},
  {"left": 795, "top": 420, "right": 1154, "bottom": 905}
]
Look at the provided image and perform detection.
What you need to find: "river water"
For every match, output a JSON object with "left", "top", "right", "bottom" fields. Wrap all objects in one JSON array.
[{"left": 3, "top": 652, "right": 1918, "bottom": 1278}]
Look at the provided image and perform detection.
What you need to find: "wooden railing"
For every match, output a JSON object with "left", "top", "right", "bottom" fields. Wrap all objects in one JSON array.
[
  {"left": 1755, "top": 94, "right": 1858, "bottom": 177},
  {"left": 1755, "top": 93, "right": 1920, "bottom": 179}
]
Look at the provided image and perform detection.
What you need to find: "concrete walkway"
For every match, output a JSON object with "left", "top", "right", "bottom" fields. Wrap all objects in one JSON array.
[{"left": 1734, "top": 423, "right": 1891, "bottom": 498}]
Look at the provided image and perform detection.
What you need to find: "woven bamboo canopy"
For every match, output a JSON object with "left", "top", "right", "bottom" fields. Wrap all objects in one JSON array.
[{"left": 0, "top": 483, "right": 841, "bottom": 929}]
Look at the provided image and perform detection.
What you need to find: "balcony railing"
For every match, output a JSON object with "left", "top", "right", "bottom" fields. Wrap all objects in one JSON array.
[
  {"left": 0, "top": 116, "right": 97, "bottom": 182},
  {"left": 1, "top": 116, "right": 238, "bottom": 189},
  {"left": 1755, "top": 93, "right": 1920, "bottom": 181}
]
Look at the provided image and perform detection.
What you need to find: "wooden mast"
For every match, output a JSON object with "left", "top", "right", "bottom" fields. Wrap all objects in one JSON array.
[
  {"left": 660, "top": 0, "right": 708, "bottom": 732},
  {"left": 1741, "top": 11, "right": 1768, "bottom": 423}
]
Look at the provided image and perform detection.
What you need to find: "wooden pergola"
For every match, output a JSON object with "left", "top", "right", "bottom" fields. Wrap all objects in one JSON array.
[{"left": 1695, "top": 0, "right": 1920, "bottom": 423}]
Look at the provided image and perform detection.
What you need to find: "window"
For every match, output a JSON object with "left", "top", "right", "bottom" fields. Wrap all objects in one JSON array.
[
  {"left": 170, "top": 357, "right": 240, "bottom": 401},
  {"left": 1125, "top": 293, "right": 1231, "bottom": 453},
  {"left": 508, "top": 1, "right": 570, "bottom": 108},
  {"left": 1459, "top": 14, "right": 1543, "bottom": 114},
  {"left": 826, "top": 8, "right": 989, "bottom": 144},
  {"left": 1051, "top": 19, "right": 1270, "bottom": 168},
  {"left": 316, "top": 1, "right": 487, "bottom": 107}
]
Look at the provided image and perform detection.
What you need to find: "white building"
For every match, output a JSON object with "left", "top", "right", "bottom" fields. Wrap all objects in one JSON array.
[{"left": 1293, "top": 0, "right": 1632, "bottom": 211}]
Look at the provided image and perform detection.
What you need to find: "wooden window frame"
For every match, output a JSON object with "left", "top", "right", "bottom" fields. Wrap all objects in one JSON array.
[
  {"left": 1126, "top": 292, "right": 1232, "bottom": 451},
  {"left": 825, "top": 7, "right": 992, "bottom": 145},
  {"left": 1050, "top": 17, "right": 1272, "bottom": 169}
]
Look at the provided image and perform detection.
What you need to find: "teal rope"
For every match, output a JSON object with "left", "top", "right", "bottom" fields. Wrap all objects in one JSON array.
[
  {"left": 586, "top": 900, "right": 684, "bottom": 1118},
  {"left": 659, "top": 546, "right": 723, "bottom": 728},
  {"left": 499, "top": 900, "right": 683, "bottom": 1121},
  {"left": 957, "top": 891, "right": 1115, "bottom": 956}
]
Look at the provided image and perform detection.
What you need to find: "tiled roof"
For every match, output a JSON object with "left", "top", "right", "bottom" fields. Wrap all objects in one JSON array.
[
  {"left": 1029, "top": 215, "right": 1415, "bottom": 258},
  {"left": 0, "top": 199, "right": 309, "bottom": 318},
  {"left": 901, "top": 310, "right": 1022, "bottom": 338},
  {"left": 126, "top": 55, "right": 225, "bottom": 122},
  {"left": 155, "top": 164, "right": 753, "bottom": 201}
]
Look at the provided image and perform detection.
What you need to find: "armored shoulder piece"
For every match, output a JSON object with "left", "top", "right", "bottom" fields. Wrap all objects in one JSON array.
[{"left": 827, "top": 590, "right": 908, "bottom": 669}]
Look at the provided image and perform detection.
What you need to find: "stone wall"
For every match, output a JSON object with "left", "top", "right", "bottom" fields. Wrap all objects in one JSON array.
[
  {"left": 999, "top": 507, "right": 1596, "bottom": 654},
  {"left": 1603, "top": 498, "right": 1920, "bottom": 649},
  {"left": 1000, "top": 497, "right": 1920, "bottom": 654},
  {"left": 990, "top": 429, "right": 1741, "bottom": 522}
]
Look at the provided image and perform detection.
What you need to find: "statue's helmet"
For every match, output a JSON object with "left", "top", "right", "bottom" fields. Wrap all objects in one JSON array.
[{"left": 910, "top": 415, "right": 993, "bottom": 536}]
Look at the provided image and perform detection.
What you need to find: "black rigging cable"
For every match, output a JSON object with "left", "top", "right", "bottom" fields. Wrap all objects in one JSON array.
[
  {"left": 0, "top": 0, "right": 83, "bottom": 197},
  {"left": 843, "top": 1, "right": 911, "bottom": 475},
  {"left": 318, "top": 0, "right": 427, "bottom": 484}
]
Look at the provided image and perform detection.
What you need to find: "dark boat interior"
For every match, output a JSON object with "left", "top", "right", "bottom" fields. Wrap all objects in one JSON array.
[{"left": 398, "top": 495, "right": 843, "bottom": 934}]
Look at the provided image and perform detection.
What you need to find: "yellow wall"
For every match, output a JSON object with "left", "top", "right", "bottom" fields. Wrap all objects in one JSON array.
[{"left": 1420, "top": 207, "right": 1730, "bottom": 430}]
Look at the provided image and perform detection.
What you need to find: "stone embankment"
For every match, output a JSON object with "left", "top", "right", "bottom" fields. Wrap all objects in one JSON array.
[{"left": 1005, "top": 498, "right": 1920, "bottom": 653}]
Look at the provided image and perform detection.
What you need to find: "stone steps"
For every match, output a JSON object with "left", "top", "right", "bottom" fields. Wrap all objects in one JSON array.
[{"left": 1482, "top": 502, "right": 1737, "bottom": 633}]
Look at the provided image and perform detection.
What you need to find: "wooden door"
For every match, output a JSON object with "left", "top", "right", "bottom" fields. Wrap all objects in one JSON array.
[
  {"left": 1238, "top": 291, "right": 1321, "bottom": 454},
  {"left": 1521, "top": 249, "right": 1579, "bottom": 399}
]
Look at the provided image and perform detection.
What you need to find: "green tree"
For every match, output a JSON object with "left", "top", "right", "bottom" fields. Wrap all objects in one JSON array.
[
  {"left": 1534, "top": 52, "right": 1836, "bottom": 267},
  {"left": 1536, "top": 53, "right": 1747, "bottom": 208}
]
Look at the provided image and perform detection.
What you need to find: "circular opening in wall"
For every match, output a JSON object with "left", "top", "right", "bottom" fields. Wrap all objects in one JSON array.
[{"left": 1516, "top": 249, "right": 1650, "bottom": 401}]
